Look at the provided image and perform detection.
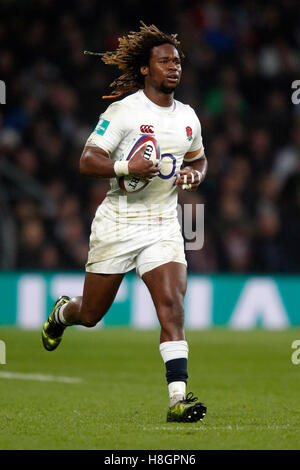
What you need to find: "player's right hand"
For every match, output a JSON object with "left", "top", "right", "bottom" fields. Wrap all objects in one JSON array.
[{"left": 128, "top": 145, "right": 160, "bottom": 182}]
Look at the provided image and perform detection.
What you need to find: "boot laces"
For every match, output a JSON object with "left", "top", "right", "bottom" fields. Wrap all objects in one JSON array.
[{"left": 183, "top": 392, "right": 198, "bottom": 403}]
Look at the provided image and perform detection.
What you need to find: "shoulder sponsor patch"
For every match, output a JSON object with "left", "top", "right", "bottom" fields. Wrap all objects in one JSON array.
[{"left": 94, "top": 118, "right": 110, "bottom": 136}]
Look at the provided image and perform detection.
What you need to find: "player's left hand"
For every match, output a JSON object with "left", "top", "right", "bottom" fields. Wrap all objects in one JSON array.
[{"left": 176, "top": 168, "right": 202, "bottom": 191}]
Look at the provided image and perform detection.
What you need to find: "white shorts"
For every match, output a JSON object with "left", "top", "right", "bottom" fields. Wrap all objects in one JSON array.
[{"left": 85, "top": 211, "right": 187, "bottom": 278}]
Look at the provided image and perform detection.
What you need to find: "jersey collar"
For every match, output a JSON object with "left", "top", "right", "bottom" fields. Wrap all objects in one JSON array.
[{"left": 138, "top": 89, "right": 176, "bottom": 114}]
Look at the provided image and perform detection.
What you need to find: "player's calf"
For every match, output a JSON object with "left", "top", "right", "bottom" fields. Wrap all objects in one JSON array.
[{"left": 54, "top": 296, "right": 102, "bottom": 327}]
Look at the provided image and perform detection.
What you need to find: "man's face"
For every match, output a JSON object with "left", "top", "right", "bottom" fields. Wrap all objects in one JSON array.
[{"left": 142, "top": 43, "right": 182, "bottom": 94}]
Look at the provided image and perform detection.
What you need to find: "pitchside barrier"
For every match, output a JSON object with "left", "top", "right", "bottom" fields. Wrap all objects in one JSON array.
[{"left": 0, "top": 272, "right": 299, "bottom": 329}]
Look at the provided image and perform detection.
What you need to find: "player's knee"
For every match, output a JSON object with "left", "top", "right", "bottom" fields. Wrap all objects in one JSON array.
[
  {"left": 158, "top": 292, "right": 185, "bottom": 330},
  {"left": 159, "top": 290, "right": 184, "bottom": 312}
]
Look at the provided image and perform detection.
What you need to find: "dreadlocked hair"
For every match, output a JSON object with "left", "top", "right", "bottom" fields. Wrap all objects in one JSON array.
[{"left": 84, "top": 21, "right": 184, "bottom": 99}]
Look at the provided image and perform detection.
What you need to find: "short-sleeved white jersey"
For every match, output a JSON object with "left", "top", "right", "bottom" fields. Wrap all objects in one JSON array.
[{"left": 85, "top": 89, "right": 204, "bottom": 224}]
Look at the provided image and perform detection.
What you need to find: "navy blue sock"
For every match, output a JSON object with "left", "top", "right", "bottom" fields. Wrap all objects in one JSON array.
[{"left": 165, "top": 358, "right": 188, "bottom": 385}]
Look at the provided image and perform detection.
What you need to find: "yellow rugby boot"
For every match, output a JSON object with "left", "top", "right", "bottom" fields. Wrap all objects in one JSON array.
[
  {"left": 42, "top": 295, "right": 70, "bottom": 351},
  {"left": 167, "top": 392, "right": 207, "bottom": 423}
]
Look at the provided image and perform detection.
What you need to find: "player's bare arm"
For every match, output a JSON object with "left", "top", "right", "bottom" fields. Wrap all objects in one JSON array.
[
  {"left": 80, "top": 144, "right": 159, "bottom": 181},
  {"left": 176, "top": 149, "right": 207, "bottom": 191}
]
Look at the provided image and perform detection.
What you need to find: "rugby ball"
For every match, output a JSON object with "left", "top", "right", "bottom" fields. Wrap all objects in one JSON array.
[{"left": 118, "top": 135, "right": 160, "bottom": 193}]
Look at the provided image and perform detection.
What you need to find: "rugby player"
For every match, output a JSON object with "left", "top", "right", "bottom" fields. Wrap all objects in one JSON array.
[{"left": 42, "top": 22, "right": 208, "bottom": 423}]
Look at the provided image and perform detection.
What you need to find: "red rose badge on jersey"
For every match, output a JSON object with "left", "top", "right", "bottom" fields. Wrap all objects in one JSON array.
[{"left": 186, "top": 126, "right": 193, "bottom": 141}]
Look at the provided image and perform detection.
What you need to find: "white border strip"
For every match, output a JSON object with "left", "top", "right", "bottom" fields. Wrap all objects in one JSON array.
[{"left": 0, "top": 371, "right": 82, "bottom": 383}]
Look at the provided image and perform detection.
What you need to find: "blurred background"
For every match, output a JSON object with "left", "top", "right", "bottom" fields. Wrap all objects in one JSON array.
[{"left": 0, "top": 0, "right": 299, "bottom": 328}]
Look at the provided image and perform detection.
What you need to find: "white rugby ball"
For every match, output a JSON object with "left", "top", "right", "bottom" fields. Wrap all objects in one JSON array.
[{"left": 118, "top": 135, "right": 161, "bottom": 193}]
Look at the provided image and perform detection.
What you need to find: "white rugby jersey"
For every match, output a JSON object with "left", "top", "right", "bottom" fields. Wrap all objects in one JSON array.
[{"left": 85, "top": 89, "right": 204, "bottom": 224}]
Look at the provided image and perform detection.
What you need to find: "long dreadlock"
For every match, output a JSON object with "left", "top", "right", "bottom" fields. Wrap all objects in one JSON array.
[{"left": 84, "top": 21, "right": 184, "bottom": 99}]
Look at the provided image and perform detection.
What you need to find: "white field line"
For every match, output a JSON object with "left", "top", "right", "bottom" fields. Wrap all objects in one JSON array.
[
  {"left": 0, "top": 371, "right": 82, "bottom": 384},
  {"left": 140, "top": 424, "right": 295, "bottom": 432}
]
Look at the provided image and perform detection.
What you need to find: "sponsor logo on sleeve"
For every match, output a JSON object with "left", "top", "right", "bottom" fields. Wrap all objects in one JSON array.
[{"left": 94, "top": 118, "right": 110, "bottom": 135}]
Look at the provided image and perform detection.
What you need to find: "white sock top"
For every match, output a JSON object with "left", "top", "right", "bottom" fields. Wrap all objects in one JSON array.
[{"left": 159, "top": 340, "right": 189, "bottom": 363}]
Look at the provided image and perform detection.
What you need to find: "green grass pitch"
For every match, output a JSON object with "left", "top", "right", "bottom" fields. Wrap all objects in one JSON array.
[{"left": 0, "top": 327, "right": 299, "bottom": 450}]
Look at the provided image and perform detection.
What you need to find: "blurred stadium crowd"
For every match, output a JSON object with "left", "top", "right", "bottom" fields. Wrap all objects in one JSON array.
[{"left": 0, "top": 0, "right": 299, "bottom": 272}]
